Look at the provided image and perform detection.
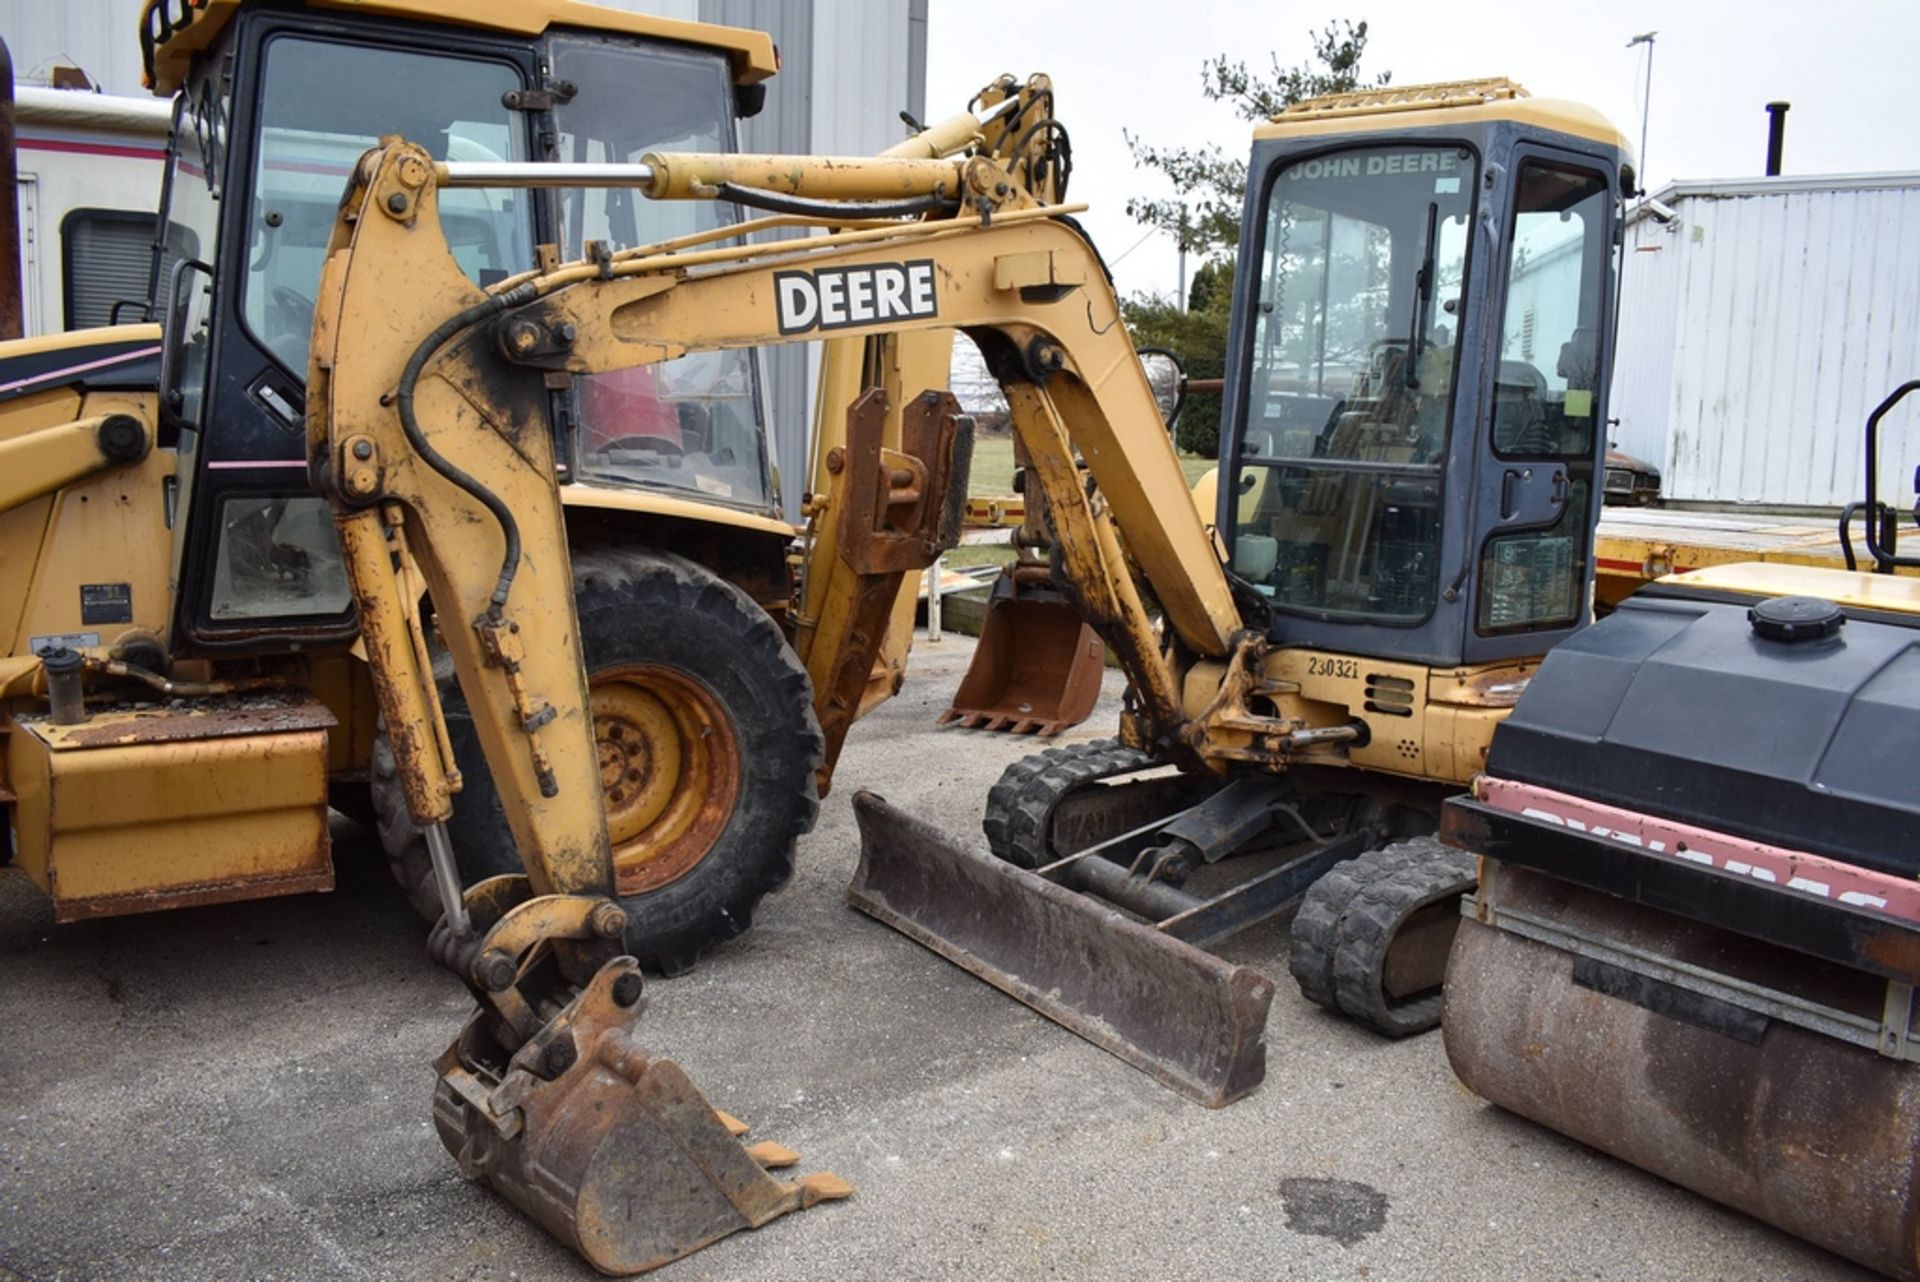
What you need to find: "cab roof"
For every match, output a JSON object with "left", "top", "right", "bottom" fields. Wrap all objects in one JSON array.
[
  {"left": 1253, "top": 77, "right": 1633, "bottom": 161},
  {"left": 141, "top": 0, "right": 779, "bottom": 95}
]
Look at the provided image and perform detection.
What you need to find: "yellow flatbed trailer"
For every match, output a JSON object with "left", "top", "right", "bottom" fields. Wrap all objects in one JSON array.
[
  {"left": 1592, "top": 506, "right": 1915, "bottom": 607},
  {"left": 964, "top": 492, "right": 1912, "bottom": 610}
]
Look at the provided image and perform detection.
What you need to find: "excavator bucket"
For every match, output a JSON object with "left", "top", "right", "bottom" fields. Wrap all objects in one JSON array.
[
  {"left": 433, "top": 957, "right": 850, "bottom": 1275},
  {"left": 846, "top": 790, "right": 1277, "bottom": 1106},
  {"left": 940, "top": 575, "right": 1104, "bottom": 736}
]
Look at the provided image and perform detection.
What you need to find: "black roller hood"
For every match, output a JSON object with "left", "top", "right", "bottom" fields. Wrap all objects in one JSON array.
[{"left": 1487, "top": 591, "right": 1920, "bottom": 876}]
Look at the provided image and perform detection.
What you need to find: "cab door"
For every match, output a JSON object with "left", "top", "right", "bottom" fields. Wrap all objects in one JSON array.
[
  {"left": 163, "top": 13, "right": 538, "bottom": 654},
  {"left": 1463, "top": 149, "right": 1617, "bottom": 662}
]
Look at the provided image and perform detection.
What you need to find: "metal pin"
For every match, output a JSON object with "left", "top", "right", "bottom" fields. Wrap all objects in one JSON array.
[{"left": 426, "top": 821, "right": 470, "bottom": 937}]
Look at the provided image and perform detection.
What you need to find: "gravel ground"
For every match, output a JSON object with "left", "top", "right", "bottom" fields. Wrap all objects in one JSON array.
[{"left": 0, "top": 637, "right": 1873, "bottom": 1281}]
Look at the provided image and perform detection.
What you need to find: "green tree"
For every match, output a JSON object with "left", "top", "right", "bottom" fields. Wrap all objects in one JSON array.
[
  {"left": 1125, "top": 21, "right": 1390, "bottom": 266},
  {"left": 1121, "top": 22, "right": 1389, "bottom": 456},
  {"left": 1124, "top": 288, "right": 1231, "bottom": 456}
]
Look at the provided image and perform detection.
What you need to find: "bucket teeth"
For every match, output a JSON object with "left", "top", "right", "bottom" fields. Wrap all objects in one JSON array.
[
  {"left": 747, "top": 1141, "right": 800, "bottom": 1168},
  {"left": 433, "top": 959, "right": 852, "bottom": 1275},
  {"left": 800, "top": 1172, "right": 855, "bottom": 1207}
]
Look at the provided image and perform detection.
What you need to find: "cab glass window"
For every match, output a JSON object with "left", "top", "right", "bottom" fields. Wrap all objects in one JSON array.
[
  {"left": 208, "top": 495, "right": 353, "bottom": 620},
  {"left": 242, "top": 37, "right": 532, "bottom": 376},
  {"left": 1476, "top": 161, "right": 1612, "bottom": 635},
  {"left": 1229, "top": 145, "right": 1476, "bottom": 623},
  {"left": 551, "top": 35, "right": 773, "bottom": 514}
]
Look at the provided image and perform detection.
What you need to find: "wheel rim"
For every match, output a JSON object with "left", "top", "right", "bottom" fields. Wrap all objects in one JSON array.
[{"left": 590, "top": 663, "right": 740, "bottom": 895}]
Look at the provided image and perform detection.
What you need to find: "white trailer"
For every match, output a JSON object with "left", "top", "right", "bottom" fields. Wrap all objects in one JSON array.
[{"left": 12, "top": 87, "right": 171, "bottom": 337}]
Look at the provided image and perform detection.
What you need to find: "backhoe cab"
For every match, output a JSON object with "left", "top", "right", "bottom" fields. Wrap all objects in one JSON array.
[{"left": 851, "top": 79, "right": 1637, "bottom": 1104}]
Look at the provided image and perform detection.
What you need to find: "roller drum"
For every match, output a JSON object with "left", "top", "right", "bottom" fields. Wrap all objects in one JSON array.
[{"left": 1444, "top": 867, "right": 1920, "bottom": 1280}]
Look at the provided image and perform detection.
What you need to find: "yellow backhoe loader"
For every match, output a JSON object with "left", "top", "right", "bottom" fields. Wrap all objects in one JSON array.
[
  {"left": 0, "top": 2, "right": 1183, "bottom": 1265},
  {"left": 288, "top": 82, "right": 1185, "bottom": 1270},
  {"left": 848, "top": 79, "right": 1641, "bottom": 1104},
  {"left": 0, "top": 0, "right": 997, "bottom": 973}
]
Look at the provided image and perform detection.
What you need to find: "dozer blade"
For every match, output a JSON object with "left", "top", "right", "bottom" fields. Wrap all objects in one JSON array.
[
  {"left": 939, "top": 584, "right": 1104, "bottom": 736},
  {"left": 1446, "top": 865, "right": 1920, "bottom": 1281},
  {"left": 847, "top": 790, "right": 1274, "bottom": 1107},
  {"left": 433, "top": 956, "right": 850, "bottom": 1276}
]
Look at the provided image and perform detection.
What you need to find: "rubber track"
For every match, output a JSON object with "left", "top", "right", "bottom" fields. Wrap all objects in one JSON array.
[
  {"left": 1329, "top": 846, "right": 1477, "bottom": 1037},
  {"left": 980, "top": 738, "right": 1155, "bottom": 869},
  {"left": 1287, "top": 838, "right": 1441, "bottom": 1011}
]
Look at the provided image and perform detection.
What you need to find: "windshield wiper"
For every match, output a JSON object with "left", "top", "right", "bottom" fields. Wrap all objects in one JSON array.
[{"left": 1404, "top": 200, "right": 1439, "bottom": 391}]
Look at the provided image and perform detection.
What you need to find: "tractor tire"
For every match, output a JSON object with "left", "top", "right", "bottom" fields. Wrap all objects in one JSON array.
[{"left": 372, "top": 549, "right": 823, "bottom": 973}]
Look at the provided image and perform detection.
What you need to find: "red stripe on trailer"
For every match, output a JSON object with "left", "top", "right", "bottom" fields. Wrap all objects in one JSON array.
[
  {"left": 1476, "top": 775, "right": 1920, "bottom": 924},
  {"left": 16, "top": 137, "right": 167, "bottom": 162}
]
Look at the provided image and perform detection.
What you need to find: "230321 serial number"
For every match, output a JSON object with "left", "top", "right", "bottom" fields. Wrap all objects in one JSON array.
[{"left": 1306, "top": 656, "right": 1360, "bottom": 680}]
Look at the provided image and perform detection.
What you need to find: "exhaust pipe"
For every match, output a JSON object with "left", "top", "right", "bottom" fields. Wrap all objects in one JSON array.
[
  {"left": 1765, "top": 101, "right": 1790, "bottom": 177},
  {"left": 0, "top": 36, "right": 22, "bottom": 340}
]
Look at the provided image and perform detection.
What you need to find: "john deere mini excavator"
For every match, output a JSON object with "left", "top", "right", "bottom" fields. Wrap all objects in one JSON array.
[
  {"left": 1440, "top": 381, "right": 1920, "bottom": 1279},
  {"left": 848, "top": 79, "right": 1638, "bottom": 1105}
]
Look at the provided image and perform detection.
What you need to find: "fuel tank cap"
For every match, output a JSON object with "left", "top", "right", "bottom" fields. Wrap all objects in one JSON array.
[{"left": 1748, "top": 595, "right": 1845, "bottom": 642}]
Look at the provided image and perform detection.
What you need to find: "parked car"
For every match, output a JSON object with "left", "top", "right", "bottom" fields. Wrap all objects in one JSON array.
[{"left": 1603, "top": 446, "right": 1662, "bottom": 505}]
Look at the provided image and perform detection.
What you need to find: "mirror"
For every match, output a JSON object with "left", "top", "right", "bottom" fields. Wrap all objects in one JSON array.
[
  {"left": 1136, "top": 347, "right": 1186, "bottom": 428},
  {"left": 158, "top": 257, "right": 214, "bottom": 434},
  {"left": 948, "top": 332, "right": 1012, "bottom": 430}
]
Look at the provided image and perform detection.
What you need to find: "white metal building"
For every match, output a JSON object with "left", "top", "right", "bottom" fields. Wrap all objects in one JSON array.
[
  {"left": 3, "top": 0, "right": 926, "bottom": 519},
  {"left": 1609, "top": 172, "right": 1920, "bottom": 512}
]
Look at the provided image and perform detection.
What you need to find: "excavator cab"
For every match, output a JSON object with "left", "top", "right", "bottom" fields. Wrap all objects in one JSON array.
[{"left": 1219, "top": 87, "right": 1627, "bottom": 667}]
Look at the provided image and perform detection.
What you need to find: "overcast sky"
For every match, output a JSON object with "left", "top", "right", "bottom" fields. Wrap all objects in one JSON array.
[{"left": 928, "top": 0, "right": 1920, "bottom": 301}]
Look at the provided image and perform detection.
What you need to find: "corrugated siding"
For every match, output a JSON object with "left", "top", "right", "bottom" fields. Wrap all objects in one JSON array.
[
  {"left": 702, "top": 0, "right": 818, "bottom": 519},
  {"left": 6, "top": 1, "right": 149, "bottom": 97},
  {"left": 809, "top": 0, "right": 913, "bottom": 157},
  {"left": 1607, "top": 216, "right": 1683, "bottom": 469},
  {"left": 1658, "top": 184, "right": 1920, "bottom": 508}
]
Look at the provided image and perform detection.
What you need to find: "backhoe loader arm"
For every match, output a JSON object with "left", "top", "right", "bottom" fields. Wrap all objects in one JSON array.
[
  {"left": 307, "top": 145, "right": 852, "bottom": 1277},
  {"left": 321, "top": 143, "right": 1244, "bottom": 779},
  {"left": 302, "top": 109, "right": 1249, "bottom": 1271}
]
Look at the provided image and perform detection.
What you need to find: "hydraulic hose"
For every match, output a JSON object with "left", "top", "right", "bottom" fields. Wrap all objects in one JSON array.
[
  {"left": 393, "top": 281, "right": 539, "bottom": 620},
  {"left": 714, "top": 182, "right": 959, "bottom": 221}
]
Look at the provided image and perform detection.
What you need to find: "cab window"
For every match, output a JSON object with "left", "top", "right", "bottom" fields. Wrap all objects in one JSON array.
[
  {"left": 241, "top": 36, "right": 532, "bottom": 376},
  {"left": 550, "top": 35, "right": 774, "bottom": 514},
  {"left": 1476, "top": 161, "right": 1612, "bottom": 635},
  {"left": 1229, "top": 145, "right": 1476, "bottom": 623}
]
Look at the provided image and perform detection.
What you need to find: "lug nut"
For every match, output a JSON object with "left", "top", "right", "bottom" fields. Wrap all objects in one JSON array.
[
  {"left": 544, "top": 1037, "right": 577, "bottom": 1076},
  {"left": 352, "top": 439, "right": 373, "bottom": 460},
  {"left": 386, "top": 192, "right": 408, "bottom": 213}
]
